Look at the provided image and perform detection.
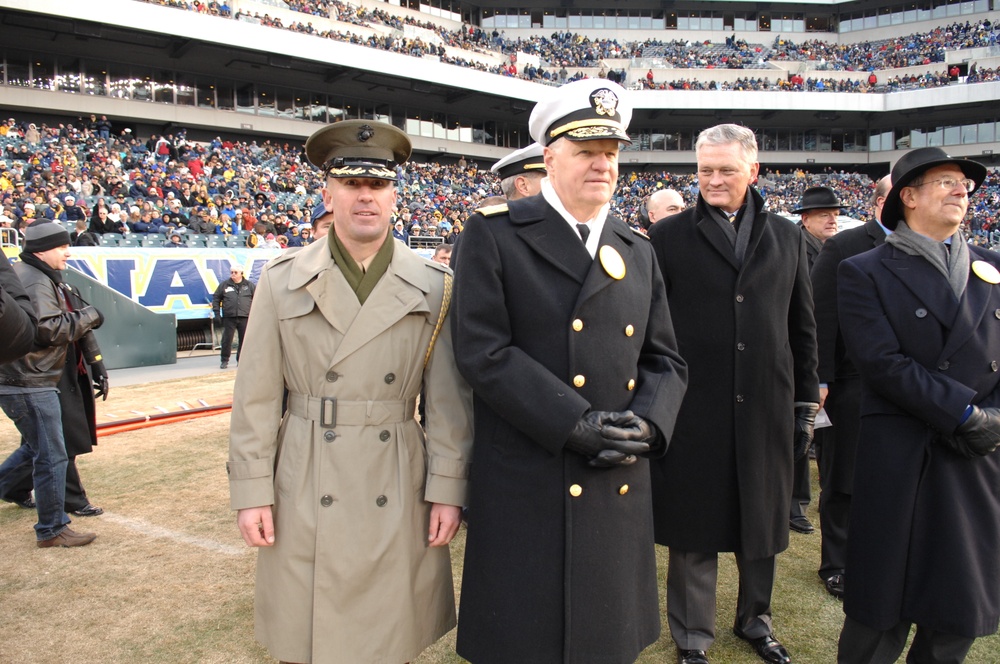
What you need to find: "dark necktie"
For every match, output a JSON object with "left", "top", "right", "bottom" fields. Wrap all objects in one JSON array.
[{"left": 577, "top": 223, "right": 590, "bottom": 245}]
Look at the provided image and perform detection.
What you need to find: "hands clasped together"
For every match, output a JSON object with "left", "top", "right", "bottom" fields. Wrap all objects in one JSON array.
[{"left": 565, "top": 410, "right": 659, "bottom": 468}]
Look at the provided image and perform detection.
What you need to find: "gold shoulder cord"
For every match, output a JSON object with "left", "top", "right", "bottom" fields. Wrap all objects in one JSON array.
[{"left": 424, "top": 272, "right": 453, "bottom": 368}]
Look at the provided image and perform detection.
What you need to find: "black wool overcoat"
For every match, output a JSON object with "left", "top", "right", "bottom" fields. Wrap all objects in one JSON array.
[
  {"left": 647, "top": 189, "right": 819, "bottom": 558},
  {"left": 839, "top": 242, "right": 1000, "bottom": 638},
  {"left": 451, "top": 194, "right": 688, "bottom": 664},
  {"left": 810, "top": 219, "right": 885, "bottom": 492}
]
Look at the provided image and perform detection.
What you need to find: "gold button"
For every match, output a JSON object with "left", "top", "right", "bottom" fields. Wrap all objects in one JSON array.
[
  {"left": 572, "top": 319, "right": 584, "bottom": 332},
  {"left": 619, "top": 484, "right": 629, "bottom": 496},
  {"left": 624, "top": 324, "right": 634, "bottom": 337},
  {"left": 569, "top": 484, "right": 583, "bottom": 497},
  {"left": 573, "top": 375, "right": 586, "bottom": 388},
  {"left": 627, "top": 378, "right": 636, "bottom": 391}
]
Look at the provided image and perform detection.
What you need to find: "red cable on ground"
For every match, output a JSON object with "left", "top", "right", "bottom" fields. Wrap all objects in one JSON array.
[{"left": 96, "top": 403, "right": 232, "bottom": 437}]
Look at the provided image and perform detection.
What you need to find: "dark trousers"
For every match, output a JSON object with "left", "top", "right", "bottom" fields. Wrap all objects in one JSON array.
[
  {"left": 838, "top": 616, "right": 974, "bottom": 664},
  {"left": 2, "top": 451, "right": 90, "bottom": 511},
  {"left": 790, "top": 452, "right": 812, "bottom": 519},
  {"left": 816, "top": 437, "right": 851, "bottom": 579},
  {"left": 792, "top": 426, "right": 826, "bottom": 520},
  {"left": 667, "top": 548, "right": 777, "bottom": 650},
  {"left": 220, "top": 316, "right": 248, "bottom": 362}
]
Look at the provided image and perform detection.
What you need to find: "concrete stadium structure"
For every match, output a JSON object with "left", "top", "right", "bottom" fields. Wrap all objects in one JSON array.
[{"left": 1, "top": 0, "right": 999, "bottom": 176}]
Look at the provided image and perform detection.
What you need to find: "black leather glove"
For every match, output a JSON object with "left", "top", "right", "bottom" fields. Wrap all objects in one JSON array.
[
  {"left": 92, "top": 360, "right": 110, "bottom": 401},
  {"left": 565, "top": 411, "right": 652, "bottom": 460},
  {"left": 948, "top": 406, "right": 1000, "bottom": 458},
  {"left": 793, "top": 402, "right": 819, "bottom": 460},
  {"left": 602, "top": 410, "right": 658, "bottom": 444},
  {"left": 214, "top": 313, "right": 223, "bottom": 327},
  {"left": 588, "top": 449, "right": 638, "bottom": 469},
  {"left": 82, "top": 305, "right": 104, "bottom": 329}
]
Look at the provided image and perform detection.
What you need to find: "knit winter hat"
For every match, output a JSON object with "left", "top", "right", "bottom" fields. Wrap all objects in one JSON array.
[{"left": 23, "top": 222, "right": 71, "bottom": 253}]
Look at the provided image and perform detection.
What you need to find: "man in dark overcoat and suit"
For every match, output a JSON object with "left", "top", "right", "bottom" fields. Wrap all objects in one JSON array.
[
  {"left": 647, "top": 123, "right": 819, "bottom": 664},
  {"left": 837, "top": 147, "right": 1000, "bottom": 663},
  {"left": 453, "top": 78, "right": 688, "bottom": 664},
  {"left": 809, "top": 175, "right": 890, "bottom": 599}
]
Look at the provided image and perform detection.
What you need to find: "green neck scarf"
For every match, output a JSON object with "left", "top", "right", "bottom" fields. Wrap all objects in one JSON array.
[{"left": 328, "top": 227, "right": 395, "bottom": 305}]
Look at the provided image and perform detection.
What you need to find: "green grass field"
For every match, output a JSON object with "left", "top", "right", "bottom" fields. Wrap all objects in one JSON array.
[{"left": 0, "top": 373, "right": 997, "bottom": 663}]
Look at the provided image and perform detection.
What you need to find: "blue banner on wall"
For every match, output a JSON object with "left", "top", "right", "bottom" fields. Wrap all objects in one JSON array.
[{"left": 64, "top": 248, "right": 282, "bottom": 320}]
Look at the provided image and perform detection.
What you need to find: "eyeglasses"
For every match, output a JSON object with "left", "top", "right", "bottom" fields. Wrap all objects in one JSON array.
[{"left": 911, "top": 177, "right": 976, "bottom": 193}]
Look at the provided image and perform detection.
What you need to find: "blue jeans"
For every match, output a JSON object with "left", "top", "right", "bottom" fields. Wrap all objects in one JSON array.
[{"left": 0, "top": 390, "right": 70, "bottom": 540}]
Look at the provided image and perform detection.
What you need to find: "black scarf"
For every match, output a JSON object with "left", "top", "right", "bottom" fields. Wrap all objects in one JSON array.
[{"left": 19, "top": 251, "right": 63, "bottom": 284}]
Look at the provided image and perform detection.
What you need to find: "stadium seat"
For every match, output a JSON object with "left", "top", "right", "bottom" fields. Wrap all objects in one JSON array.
[{"left": 100, "top": 234, "right": 120, "bottom": 247}]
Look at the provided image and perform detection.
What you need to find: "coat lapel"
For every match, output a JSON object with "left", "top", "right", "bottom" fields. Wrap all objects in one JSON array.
[
  {"left": 881, "top": 250, "right": 958, "bottom": 327},
  {"left": 329, "top": 244, "right": 431, "bottom": 367},
  {"left": 288, "top": 241, "right": 358, "bottom": 335},
  {"left": 515, "top": 203, "right": 592, "bottom": 284},
  {"left": 575, "top": 218, "right": 634, "bottom": 306},
  {"left": 939, "top": 263, "right": 994, "bottom": 363},
  {"left": 866, "top": 219, "right": 887, "bottom": 248},
  {"left": 695, "top": 215, "right": 741, "bottom": 271}
]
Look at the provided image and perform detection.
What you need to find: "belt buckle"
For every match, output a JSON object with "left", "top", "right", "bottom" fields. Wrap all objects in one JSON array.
[{"left": 320, "top": 397, "right": 337, "bottom": 429}]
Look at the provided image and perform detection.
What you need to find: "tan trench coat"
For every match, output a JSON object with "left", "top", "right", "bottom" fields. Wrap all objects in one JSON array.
[{"left": 228, "top": 239, "right": 473, "bottom": 664}]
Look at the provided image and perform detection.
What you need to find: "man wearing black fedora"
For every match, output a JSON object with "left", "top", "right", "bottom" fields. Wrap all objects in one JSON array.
[
  {"left": 789, "top": 186, "right": 848, "bottom": 537},
  {"left": 836, "top": 147, "right": 1000, "bottom": 663}
]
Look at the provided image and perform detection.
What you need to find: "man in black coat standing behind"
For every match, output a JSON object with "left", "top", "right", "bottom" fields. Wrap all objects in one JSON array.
[
  {"left": 837, "top": 148, "right": 1000, "bottom": 663},
  {"left": 789, "top": 185, "right": 848, "bottom": 537},
  {"left": 809, "top": 174, "right": 890, "bottom": 600},
  {"left": 647, "top": 123, "right": 819, "bottom": 664},
  {"left": 212, "top": 265, "right": 254, "bottom": 370},
  {"left": 453, "top": 77, "right": 688, "bottom": 664}
]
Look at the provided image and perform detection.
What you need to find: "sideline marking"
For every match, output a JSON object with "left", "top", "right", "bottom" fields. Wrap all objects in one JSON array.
[{"left": 102, "top": 512, "right": 247, "bottom": 556}]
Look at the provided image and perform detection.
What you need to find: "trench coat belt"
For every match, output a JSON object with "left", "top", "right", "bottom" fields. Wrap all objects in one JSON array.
[{"left": 286, "top": 392, "right": 417, "bottom": 428}]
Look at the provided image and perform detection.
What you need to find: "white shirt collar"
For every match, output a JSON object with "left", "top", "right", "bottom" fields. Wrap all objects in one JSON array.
[{"left": 540, "top": 177, "right": 609, "bottom": 259}]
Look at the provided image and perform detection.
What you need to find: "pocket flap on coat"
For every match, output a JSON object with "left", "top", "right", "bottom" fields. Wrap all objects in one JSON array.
[{"left": 276, "top": 290, "right": 316, "bottom": 320}]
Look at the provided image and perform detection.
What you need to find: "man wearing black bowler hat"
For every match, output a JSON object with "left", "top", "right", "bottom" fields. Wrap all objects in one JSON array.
[
  {"left": 789, "top": 186, "right": 848, "bottom": 537},
  {"left": 836, "top": 147, "right": 1000, "bottom": 663}
]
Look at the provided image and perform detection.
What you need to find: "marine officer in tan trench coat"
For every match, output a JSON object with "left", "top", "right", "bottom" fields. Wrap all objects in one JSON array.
[{"left": 227, "top": 119, "right": 473, "bottom": 664}]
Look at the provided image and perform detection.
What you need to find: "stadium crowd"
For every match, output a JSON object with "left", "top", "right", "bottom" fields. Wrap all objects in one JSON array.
[
  {"left": 1, "top": 115, "right": 998, "bottom": 250},
  {"left": 130, "top": 0, "right": 1000, "bottom": 94}
]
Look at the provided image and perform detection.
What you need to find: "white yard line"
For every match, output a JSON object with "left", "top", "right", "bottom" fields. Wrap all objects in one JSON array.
[{"left": 100, "top": 512, "right": 247, "bottom": 556}]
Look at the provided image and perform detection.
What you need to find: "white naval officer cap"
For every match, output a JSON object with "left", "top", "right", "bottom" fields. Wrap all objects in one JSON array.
[
  {"left": 491, "top": 142, "right": 547, "bottom": 180},
  {"left": 528, "top": 78, "right": 633, "bottom": 146}
]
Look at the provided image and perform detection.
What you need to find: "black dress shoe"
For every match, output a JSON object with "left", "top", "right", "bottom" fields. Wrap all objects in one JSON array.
[
  {"left": 734, "top": 629, "right": 792, "bottom": 664},
  {"left": 678, "top": 649, "right": 709, "bottom": 664},
  {"left": 789, "top": 515, "right": 814, "bottom": 534},
  {"left": 4, "top": 496, "right": 35, "bottom": 509},
  {"left": 825, "top": 573, "right": 844, "bottom": 599},
  {"left": 71, "top": 504, "right": 104, "bottom": 517}
]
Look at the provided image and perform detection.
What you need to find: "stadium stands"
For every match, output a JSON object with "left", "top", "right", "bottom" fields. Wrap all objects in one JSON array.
[{"left": 2, "top": 117, "right": 997, "bottom": 251}]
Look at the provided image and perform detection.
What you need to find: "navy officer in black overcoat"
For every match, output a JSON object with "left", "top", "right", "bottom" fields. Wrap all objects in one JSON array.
[
  {"left": 837, "top": 147, "right": 1000, "bottom": 663},
  {"left": 647, "top": 123, "right": 819, "bottom": 664},
  {"left": 452, "top": 77, "right": 688, "bottom": 664}
]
